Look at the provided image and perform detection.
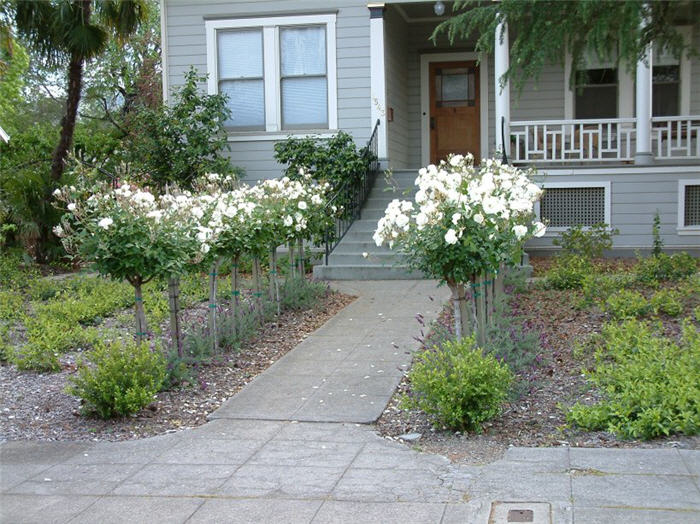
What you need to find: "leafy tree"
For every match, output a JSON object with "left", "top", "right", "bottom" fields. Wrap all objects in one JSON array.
[
  {"left": 123, "top": 69, "right": 238, "bottom": 192},
  {"left": 434, "top": 0, "right": 700, "bottom": 91},
  {"left": 13, "top": 0, "right": 149, "bottom": 181}
]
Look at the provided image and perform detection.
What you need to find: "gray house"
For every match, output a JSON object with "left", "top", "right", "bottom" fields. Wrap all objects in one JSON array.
[{"left": 161, "top": 0, "right": 700, "bottom": 275}]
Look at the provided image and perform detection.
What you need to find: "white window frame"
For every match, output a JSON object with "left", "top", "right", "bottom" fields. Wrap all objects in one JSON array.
[
  {"left": 205, "top": 14, "right": 337, "bottom": 140},
  {"left": 677, "top": 179, "right": 700, "bottom": 235},
  {"left": 535, "top": 181, "right": 612, "bottom": 235}
]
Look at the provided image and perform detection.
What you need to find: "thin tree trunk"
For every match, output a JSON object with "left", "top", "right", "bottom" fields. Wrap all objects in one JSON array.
[
  {"left": 51, "top": 40, "right": 87, "bottom": 181},
  {"left": 494, "top": 263, "right": 505, "bottom": 301},
  {"left": 268, "top": 247, "right": 276, "bottom": 301},
  {"left": 167, "top": 277, "right": 182, "bottom": 357},
  {"left": 476, "top": 273, "right": 487, "bottom": 347},
  {"left": 230, "top": 255, "right": 239, "bottom": 339},
  {"left": 253, "top": 256, "right": 264, "bottom": 326},
  {"left": 209, "top": 258, "right": 221, "bottom": 352},
  {"left": 448, "top": 280, "right": 471, "bottom": 340},
  {"left": 288, "top": 242, "right": 296, "bottom": 278},
  {"left": 270, "top": 245, "right": 281, "bottom": 316},
  {"left": 297, "top": 238, "right": 305, "bottom": 276},
  {"left": 133, "top": 279, "right": 148, "bottom": 344}
]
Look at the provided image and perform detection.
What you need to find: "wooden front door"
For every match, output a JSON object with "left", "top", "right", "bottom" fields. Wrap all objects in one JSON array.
[{"left": 429, "top": 61, "right": 480, "bottom": 164}]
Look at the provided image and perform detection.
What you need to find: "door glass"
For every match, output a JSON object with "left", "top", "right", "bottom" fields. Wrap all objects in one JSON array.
[{"left": 436, "top": 67, "right": 475, "bottom": 107}]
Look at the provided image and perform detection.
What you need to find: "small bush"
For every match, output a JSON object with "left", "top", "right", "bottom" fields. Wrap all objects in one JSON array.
[
  {"left": 650, "top": 289, "right": 683, "bottom": 317},
  {"left": 67, "top": 339, "right": 166, "bottom": 419},
  {"left": 9, "top": 342, "right": 61, "bottom": 372},
  {"left": 281, "top": 278, "right": 328, "bottom": 311},
  {"left": 578, "top": 273, "right": 635, "bottom": 308},
  {"left": 636, "top": 252, "right": 698, "bottom": 285},
  {"left": 603, "top": 289, "right": 650, "bottom": 319},
  {"left": 404, "top": 337, "right": 513, "bottom": 432},
  {"left": 552, "top": 223, "right": 618, "bottom": 259},
  {"left": 694, "top": 306, "right": 700, "bottom": 322},
  {"left": 567, "top": 320, "right": 700, "bottom": 440},
  {"left": 544, "top": 255, "right": 593, "bottom": 290}
]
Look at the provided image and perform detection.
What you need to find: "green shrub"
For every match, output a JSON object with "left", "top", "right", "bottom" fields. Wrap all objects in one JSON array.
[
  {"left": 567, "top": 320, "right": 700, "bottom": 439},
  {"left": 578, "top": 273, "right": 635, "bottom": 308},
  {"left": 603, "top": 289, "right": 650, "bottom": 319},
  {"left": 0, "top": 290, "right": 24, "bottom": 321},
  {"left": 636, "top": 252, "right": 698, "bottom": 284},
  {"left": 404, "top": 337, "right": 513, "bottom": 431},
  {"left": 650, "top": 289, "right": 683, "bottom": 317},
  {"left": 651, "top": 211, "right": 663, "bottom": 257},
  {"left": 67, "top": 339, "right": 166, "bottom": 419},
  {"left": 281, "top": 278, "right": 328, "bottom": 311},
  {"left": 544, "top": 255, "right": 593, "bottom": 290},
  {"left": 552, "top": 223, "right": 618, "bottom": 259}
]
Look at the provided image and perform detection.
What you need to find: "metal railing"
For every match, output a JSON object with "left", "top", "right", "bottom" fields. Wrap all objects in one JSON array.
[
  {"left": 510, "top": 118, "right": 636, "bottom": 163},
  {"left": 323, "top": 119, "right": 380, "bottom": 265},
  {"left": 652, "top": 116, "right": 700, "bottom": 159}
]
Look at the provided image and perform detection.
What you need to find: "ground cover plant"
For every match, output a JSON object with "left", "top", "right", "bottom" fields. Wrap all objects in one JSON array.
[{"left": 378, "top": 249, "right": 699, "bottom": 461}]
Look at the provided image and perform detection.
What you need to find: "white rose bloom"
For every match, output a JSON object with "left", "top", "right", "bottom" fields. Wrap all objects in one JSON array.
[
  {"left": 533, "top": 221, "right": 547, "bottom": 237},
  {"left": 452, "top": 213, "right": 462, "bottom": 225},
  {"left": 283, "top": 215, "right": 293, "bottom": 227},
  {"left": 311, "top": 194, "right": 322, "bottom": 205},
  {"left": 449, "top": 154, "right": 463, "bottom": 166},
  {"left": 98, "top": 217, "right": 113, "bottom": 229},
  {"left": 513, "top": 224, "right": 528, "bottom": 239},
  {"left": 67, "top": 203, "right": 76, "bottom": 211},
  {"left": 53, "top": 225, "right": 64, "bottom": 237},
  {"left": 395, "top": 213, "right": 409, "bottom": 228},
  {"left": 373, "top": 231, "right": 384, "bottom": 247},
  {"left": 400, "top": 201, "right": 413, "bottom": 213},
  {"left": 52, "top": 188, "right": 62, "bottom": 197},
  {"left": 298, "top": 201, "right": 308, "bottom": 210},
  {"left": 444, "top": 228, "right": 458, "bottom": 245},
  {"left": 416, "top": 212, "right": 429, "bottom": 227},
  {"left": 473, "top": 213, "right": 485, "bottom": 224}
]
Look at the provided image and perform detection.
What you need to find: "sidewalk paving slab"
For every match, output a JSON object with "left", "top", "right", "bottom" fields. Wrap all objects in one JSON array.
[{"left": 1, "top": 280, "right": 699, "bottom": 523}]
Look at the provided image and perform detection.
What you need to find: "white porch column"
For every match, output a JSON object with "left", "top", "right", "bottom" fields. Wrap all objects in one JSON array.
[
  {"left": 494, "top": 18, "right": 510, "bottom": 159},
  {"left": 635, "top": 39, "right": 653, "bottom": 164},
  {"left": 369, "top": 3, "right": 388, "bottom": 163}
]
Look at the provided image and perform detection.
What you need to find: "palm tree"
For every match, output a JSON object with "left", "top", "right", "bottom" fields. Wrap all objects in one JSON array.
[{"left": 14, "top": 0, "right": 149, "bottom": 182}]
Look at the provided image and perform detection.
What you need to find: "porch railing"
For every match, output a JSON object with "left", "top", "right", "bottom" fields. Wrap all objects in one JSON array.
[
  {"left": 510, "top": 118, "right": 636, "bottom": 163},
  {"left": 511, "top": 116, "right": 700, "bottom": 164},
  {"left": 322, "top": 119, "right": 380, "bottom": 265},
  {"left": 652, "top": 116, "right": 700, "bottom": 159}
]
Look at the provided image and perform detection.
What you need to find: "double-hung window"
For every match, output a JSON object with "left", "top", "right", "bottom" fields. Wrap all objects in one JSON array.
[{"left": 206, "top": 15, "right": 337, "bottom": 135}]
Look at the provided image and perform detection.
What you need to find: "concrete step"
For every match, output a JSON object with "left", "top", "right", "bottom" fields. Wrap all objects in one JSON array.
[
  {"left": 312, "top": 264, "right": 422, "bottom": 280},
  {"left": 327, "top": 252, "right": 402, "bottom": 265},
  {"left": 331, "top": 240, "right": 392, "bottom": 254}
]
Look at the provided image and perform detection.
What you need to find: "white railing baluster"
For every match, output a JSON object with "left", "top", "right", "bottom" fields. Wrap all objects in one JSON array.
[{"left": 509, "top": 116, "right": 700, "bottom": 163}]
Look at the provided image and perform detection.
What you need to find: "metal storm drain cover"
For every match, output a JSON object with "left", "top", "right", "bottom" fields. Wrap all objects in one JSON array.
[{"left": 489, "top": 502, "right": 551, "bottom": 524}]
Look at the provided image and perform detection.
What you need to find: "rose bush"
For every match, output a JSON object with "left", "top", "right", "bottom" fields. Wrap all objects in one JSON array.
[{"left": 373, "top": 155, "right": 545, "bottom": 341}]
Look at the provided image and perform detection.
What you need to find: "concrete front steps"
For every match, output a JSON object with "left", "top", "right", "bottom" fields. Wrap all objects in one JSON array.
[{"left": 313, "top": 169, "right": 423, "bottom": 280}]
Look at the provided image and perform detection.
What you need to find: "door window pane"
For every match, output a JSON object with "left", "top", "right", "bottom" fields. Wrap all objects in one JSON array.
[
  {"left": 435, "top": 67, "right": 475, "bottom": 107},
  {"left": 282, "top": 77, "right": 328, "bottom": 127}
]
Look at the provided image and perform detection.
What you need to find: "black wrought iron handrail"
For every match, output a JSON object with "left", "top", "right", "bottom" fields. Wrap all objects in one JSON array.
[{"left": 323, "top": 119, "right": 380, "bottom": 265}]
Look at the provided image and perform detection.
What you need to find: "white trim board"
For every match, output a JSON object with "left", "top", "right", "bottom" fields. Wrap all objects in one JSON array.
[
  {"left": 205, "top": 14, "right": 337, "bottom": 135},
  {"left": 537, "top": 165, "right": 700, "bottom": 176},
  {"left": 420, "top": 52, "right": 489, "bottom": 165},
  {"left": 535, "top": 181, "right": 612, "bottom": 234},
  {"left": 0, "top": 125, "right": 9, "bottom": 143},
  {"left": 678, "top": 179, "right": 700, "bottom": 235}
]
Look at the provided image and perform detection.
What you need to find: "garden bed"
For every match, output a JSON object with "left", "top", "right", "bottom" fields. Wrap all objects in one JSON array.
[
  {"left": 377, "top": 263, "right": 700, "bottom": 465},
  {"left": 0, "top": 272, "right": 355, "bottom": 442}
]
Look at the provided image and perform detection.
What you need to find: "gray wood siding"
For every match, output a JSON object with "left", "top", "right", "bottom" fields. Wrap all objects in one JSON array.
[
  {"left": 384, "top": 7, "right": 410, "bottom": 169},
  {"left": 165, "top": 0, "right": 371, "bottom": 182},
  {"left": 526, "top": 167, "right": 700, "bottom": 252}
]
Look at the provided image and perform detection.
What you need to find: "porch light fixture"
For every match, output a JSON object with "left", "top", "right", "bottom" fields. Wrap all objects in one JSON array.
[{"left": 434, "top": 1, "right": 446, "bottom": 16}]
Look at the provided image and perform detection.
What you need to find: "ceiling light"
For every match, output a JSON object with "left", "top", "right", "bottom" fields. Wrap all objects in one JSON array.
[{"left": 434, "top": 1, "right": 446, "bottom": 16}]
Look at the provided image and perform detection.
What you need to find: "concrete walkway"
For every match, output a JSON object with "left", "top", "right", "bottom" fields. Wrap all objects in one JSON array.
[{"left": 2, "top": 281, "right": 699, "bottom": 523}]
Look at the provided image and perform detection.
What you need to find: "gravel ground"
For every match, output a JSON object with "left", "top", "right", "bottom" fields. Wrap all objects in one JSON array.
[
  {"left": 0, "top": 290, "right": 356, "bottom": 442},
  {"left": 376, "top": 283, "right": 699, "bottom": 465}
]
